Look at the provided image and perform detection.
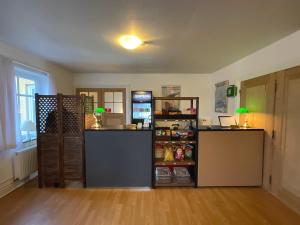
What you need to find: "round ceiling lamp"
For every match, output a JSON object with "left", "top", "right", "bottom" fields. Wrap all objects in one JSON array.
[{"left": 119, "top": 35, "right": 143, "bottom": 50}]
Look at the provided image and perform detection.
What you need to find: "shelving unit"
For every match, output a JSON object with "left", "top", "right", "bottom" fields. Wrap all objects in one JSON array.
[
  {"left": 155, "top": 159, "right": 196, "bottom": 166},
  {"left": 152, "top": 97, "right": 199, "bottom": 188},
  {"left": 155, "top": 181, "right": 195, "bottom": 187}
]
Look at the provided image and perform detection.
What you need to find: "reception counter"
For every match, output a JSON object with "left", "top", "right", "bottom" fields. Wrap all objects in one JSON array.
[
  {"left": 85, "top": 127, "right": 152, "bottom": 188},
  {"left": 198, "top": 127, "right": 264, "bottom": 187},
  {"left": 85, "top": 125, "right": 264, "bottom": 188}
]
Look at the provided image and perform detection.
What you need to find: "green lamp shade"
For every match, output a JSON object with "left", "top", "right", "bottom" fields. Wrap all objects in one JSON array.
[
  {"left": 95, "top": 107, "right": 105, "bottom": 113},
  {"left": 236, "top": 107, "right": 249, "bottom": 114}
]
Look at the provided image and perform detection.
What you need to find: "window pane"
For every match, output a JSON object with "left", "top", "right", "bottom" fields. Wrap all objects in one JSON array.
[
  {"left": 114, "top": 92, "right": 123, "bottom": 102},
  {"left": 89, "top": 92, "right": 98, "bottom": 102},
  {"left": 113, "top": 103, "right": 123, "bottom": 113},
  {"left": 18, "top": 77, "right": 35, "bottom": 95},
  {"left": 15, "top": 66, "right": 48, "bottom": 142},
  {"left": 104, "top": 92, "right": 113, "bottom": 102},
  {"left": 79, "top": 92, "right": 88, "bottom": 96},
  {"left": 15, "top": 77, "right": 19, "bottom": 94},
  {"left": 104, "top": 103, "right": 113, "bottom": 112},
  {"left": 19, "top": 96, "right": 36, "bottom": 142}
]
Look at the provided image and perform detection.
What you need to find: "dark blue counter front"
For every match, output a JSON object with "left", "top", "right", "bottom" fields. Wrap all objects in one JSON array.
[{"left": 85, "top": 130, "right": 152, "bottom": 188}]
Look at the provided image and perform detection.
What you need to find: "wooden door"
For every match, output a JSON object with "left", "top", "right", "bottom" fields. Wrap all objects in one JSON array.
[
  {"left": 240, "top": 74, "right": 277, "bottom": 190},
  {"left": 101, "top": 88, "right": 126, "bottom": 126},
  {"left": 273, "top": 66, "right": 300, "bottom": 213},
  {"left": 76, "top": 88, "right": 126, "bottom": 127}
]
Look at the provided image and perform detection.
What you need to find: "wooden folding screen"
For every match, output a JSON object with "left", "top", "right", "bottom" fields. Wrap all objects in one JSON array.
[{"left": 36, "top": 94, "right": 85, "bottom": 188}]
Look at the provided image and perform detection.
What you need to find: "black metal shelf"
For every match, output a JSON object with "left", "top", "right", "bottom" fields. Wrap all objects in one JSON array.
[
  {"left": 154, "top": 114, "right": 197, "bottom": 120},
  {"left": 155, "top": 140, "right": 197, "bottom": 144},
  {"left": 154, "top": 181, "right": 196, "bottom": 187},
  {"left": 155, "top": 159, "right": 196, "bottom": 166},
  {"left": 154, "top": 97, "right": 198, "bottom": 101},
  {"left": 152, "top": 96, "right": 199, "bottom": 188}
]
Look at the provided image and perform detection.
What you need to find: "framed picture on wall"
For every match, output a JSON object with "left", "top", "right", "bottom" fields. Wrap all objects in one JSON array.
[
  {"left": 215, "top": 80, "right": 229, "bottom": 113},
  {"left": 161, "top": 85, "right": 181, "bottom": 112}
]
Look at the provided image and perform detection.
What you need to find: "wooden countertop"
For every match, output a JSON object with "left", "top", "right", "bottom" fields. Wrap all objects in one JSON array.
[
  {"left": 198, "top": 126, "right": 264, "bottom": 131},
  {"left": 85, "top": 125, "right": 152, "bottom": 131}
]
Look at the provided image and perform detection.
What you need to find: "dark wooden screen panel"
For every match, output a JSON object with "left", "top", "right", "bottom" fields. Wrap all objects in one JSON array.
[
  {"left": 36, "top": 94, "right": 85, "bottom": 188},
  {"left": 36, "top": 95, "right": 62, "bottom": 187},
  {"left": 62, "top": 96, "right": 84, "bottom": 181}
]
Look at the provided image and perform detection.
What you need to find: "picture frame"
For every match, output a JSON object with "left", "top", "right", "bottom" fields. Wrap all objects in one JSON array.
[{"left": 215, "top": 80, "right": 229, "bottom": 113}]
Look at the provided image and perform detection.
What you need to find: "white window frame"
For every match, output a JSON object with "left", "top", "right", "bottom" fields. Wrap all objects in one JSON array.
[{"left": 14, "top": 63, "right": 49, "bottom": 143}]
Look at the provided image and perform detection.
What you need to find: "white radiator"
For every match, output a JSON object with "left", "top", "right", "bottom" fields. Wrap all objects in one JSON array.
[{"left": 13, "top": 146, "right": 38, "bottom": 180}]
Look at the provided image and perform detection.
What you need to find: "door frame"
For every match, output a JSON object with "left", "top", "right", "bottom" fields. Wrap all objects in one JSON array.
[
  {"left": 75, "top": 88, "right": 126, "bottom": 125},
  {"left": 240, "top": 73, "right": 277, "bottom": 190},
  {"left": 273, "top": 66, "right": 300, "bottom": 213}
]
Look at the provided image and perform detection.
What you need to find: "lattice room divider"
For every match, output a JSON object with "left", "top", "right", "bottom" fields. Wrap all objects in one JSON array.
[{"left": 35, "top": 94, "right": 85, "bottom": 188}]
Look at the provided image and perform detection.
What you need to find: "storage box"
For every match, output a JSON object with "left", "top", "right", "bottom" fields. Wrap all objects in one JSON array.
[
  {"left": 155, "top": 167, "right": 172, "bottom": 184},
  {"left": 173, "top": 167, "right": 191, "bottom": 184}
]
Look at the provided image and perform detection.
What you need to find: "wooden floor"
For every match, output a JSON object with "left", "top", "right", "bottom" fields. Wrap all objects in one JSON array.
[{"left": 0, "top": 181, "right": 299, "bottom": 225}]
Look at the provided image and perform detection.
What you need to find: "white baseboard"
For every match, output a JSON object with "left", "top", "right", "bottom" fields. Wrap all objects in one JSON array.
[{"left": 0, "top": 172, "right": 37, "bottom": 199}]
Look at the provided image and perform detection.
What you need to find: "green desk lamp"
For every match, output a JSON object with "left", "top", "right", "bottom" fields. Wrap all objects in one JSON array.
[
  {"left": 236, "top": 107, "right": 249, "bottom": 128},
  {"left": 92, "top": 107, "right": 105, "bottom": 129}
]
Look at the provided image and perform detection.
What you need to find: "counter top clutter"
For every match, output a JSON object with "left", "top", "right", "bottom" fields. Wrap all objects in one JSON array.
[{"left": 85, "top": 125, "right": 152, "bottom": 131}]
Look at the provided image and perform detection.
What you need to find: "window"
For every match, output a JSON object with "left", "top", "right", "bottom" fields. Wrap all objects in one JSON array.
[
  {"left": 15, "top": 65, "right": 49, "bottom": 142},
  {"left": 104, "top": 91, "right": 124, "bottom": 113}
]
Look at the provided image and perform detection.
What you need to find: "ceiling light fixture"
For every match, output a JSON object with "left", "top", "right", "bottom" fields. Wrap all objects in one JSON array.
[{"left": 119, "top": 35, "right": 143, "bottom": 50}]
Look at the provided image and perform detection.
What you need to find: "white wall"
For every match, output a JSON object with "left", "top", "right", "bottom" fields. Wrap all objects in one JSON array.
[
  {"left": 73, "top": 73, "right": 214, "bottom": 123},
  {"left": 0, "top": 40, "right": 74, "bottom": 94},
  {"left": 0, "top": 40, "right": 74, "bottom": 195},
  {"left": 74, "top": 30, "right": 300, "bottom": 125},
  {"left": 211, "top": 30, "right": 300, "bottom": 124}
]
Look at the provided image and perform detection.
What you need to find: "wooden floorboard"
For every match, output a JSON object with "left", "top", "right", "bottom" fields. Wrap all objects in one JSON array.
[{"left": 0, "top": 180, "right": 299, "bottom": 225}]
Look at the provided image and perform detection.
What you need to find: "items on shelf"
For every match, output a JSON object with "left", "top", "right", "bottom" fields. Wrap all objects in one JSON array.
[
  {"left": 164, "top": 146, "right": 174, "bottom": 161},
  {"left": 155, "top": 128, "right": 195, "bottom": 141},
  {"left": 155, "top": 143, "right": 194, "bottom": 161},
  {"left": 155, "top": 144, "right": 164, "bottom": 159},
  {"left": 125, "top": 124, "right": 137, "bottom": 130},
  {"left": 175, "top": 147, "right": 184, "bottom": 160},
  {"left": 171, "top": 130, "right": 194, "bottom": 140},
  {"left": 173, "top": 167, "right": 192, "bottom": 184},
  {"left": 153, "top": 97, "right": 199, "bottom": 187},
  {"left": 184, "top": 145, "right": 193, "bottom": 159},
  {"left": 155, "top": 108, "right": 197, "bottom": 116},
  {"left": 155, "top": 167, "right": 192, "bottom": 185},
  {"left": 155, "top": 167, "right": 172, "bottom": 184}
]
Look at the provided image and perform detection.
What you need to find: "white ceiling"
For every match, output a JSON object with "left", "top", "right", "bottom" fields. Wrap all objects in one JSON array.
[{"left": 0, "top": 0, "right": 300, "bottom": 73}]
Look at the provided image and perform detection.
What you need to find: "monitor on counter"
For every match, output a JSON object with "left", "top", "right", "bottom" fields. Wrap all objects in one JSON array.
[{"left": 218, "top": 116, "right": 237, "bottom": 127}]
